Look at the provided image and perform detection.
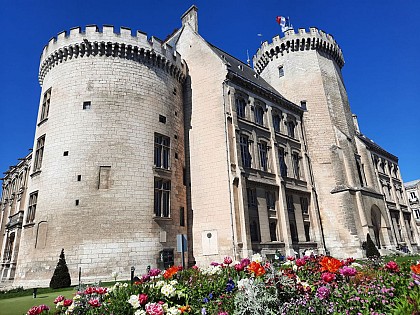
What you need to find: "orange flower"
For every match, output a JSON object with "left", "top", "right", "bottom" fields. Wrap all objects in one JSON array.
[
  {"left": 411, "top": 263, "right": 420, "bottom": 275},
  {"left": 179, "top": 305, "right": 191, "bottom": 313},
  {"left": 163, "top": 266, "right": 179, "bottom": 279},
  {"left": 247, "top": 261, "right": 266, "bottom": 277},
  {"left": 320, "top": 256, "right": 342, "bottom": 273}
]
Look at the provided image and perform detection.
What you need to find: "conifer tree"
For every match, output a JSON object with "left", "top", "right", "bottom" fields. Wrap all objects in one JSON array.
[
  {"left": 365, "top": 233, "right": 380, "bottom": 258},
  {"left": 49, "top": 248, "right": 71, "bottom": 289}
]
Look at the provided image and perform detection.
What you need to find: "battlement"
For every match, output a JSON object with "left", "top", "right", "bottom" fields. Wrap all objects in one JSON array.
[
  {"left": 253, "top": 27, "right": 345, "bottom": 74},
  {"left": 39, "top": 25, "right": 186, "bottom": 85}
]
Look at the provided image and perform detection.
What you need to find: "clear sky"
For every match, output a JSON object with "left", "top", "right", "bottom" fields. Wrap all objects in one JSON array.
[{"left": 0, "top": 0, "right": 419, "bottom": 182}]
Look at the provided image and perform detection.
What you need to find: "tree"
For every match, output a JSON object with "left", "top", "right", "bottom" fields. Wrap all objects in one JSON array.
[
  {"left": 365, "top": 233, "right": 380, "bottom": 258},
  {"left": 49, "top": 248, "right": 71, "bottom": 289}
]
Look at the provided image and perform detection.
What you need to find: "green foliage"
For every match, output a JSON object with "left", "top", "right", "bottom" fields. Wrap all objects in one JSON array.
[
  {"left": 392, "top": 287, "right": 420, "bottom": 315},
  {"left": 49, "top": 249, "right": 71, "bottom": 289},
  {"left": 365, "top": 233, "right": 380, "bottom": 258}
]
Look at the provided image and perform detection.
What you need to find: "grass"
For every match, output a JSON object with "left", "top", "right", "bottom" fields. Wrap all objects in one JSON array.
[
  {"left": 384, "top": 255, "right": 420, "bottom": 263},
  {"left": 0, "top": 287, "right": 76, "bottom": 315}
]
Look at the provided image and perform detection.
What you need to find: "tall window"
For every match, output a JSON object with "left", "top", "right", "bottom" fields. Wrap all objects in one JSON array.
[
  {"left": 278, "top": 65, "right": 284, "bottom": 77},
  {"left": 300, "top": 197, "right": 309, "bottom": 214},
  {"left": 278, "top": 147, "right": 287, "bottom": 177},
  {"left": 269, "top": 220, "right": 277, "bottom": 241},
  {"left": 4, "top": 233, "right": 15, "bottom": 261},
  {"left": 154, "top": 134, "right": 170, "bottom": 169},
  {"left": 34, "top": 135, "right": 46, "bottom": 171},
  {"left": 287, "top": 121, "right": 295, "bottom": 138},
  {"left": 292, "top": 152, "right": 300, "bottom": 179},
  {"left": 266, "top": 191, "right": 276, "bottom": 210},
  {"left": 272, "top": 113, "right": 281, "bottom": 132},
  {"left": 286, "top": 194, "right": 298, "bottom": 242},
  {"left": 26, "top": 191, "right": 38, "bottom": 223},
  {"left": 236, "top": 98, "right": 246, "bottom": 118},
  {"left": 258, "top": 141, "right": 268, "bottom": 171},
  {"left": 240, "top": 135, "right": 252, "bottom": 168},
  {"left": 154, "top": 178, "right": 171, "bottom": 217},
  {"left": 247, "top": 188, "right": 257, "bottom": 208},
  {"left": 254, "top": 105, "right": 264, "bottom": 125},
  {"left": 40, "top": 88, "right": 51, "bottom": 122}
]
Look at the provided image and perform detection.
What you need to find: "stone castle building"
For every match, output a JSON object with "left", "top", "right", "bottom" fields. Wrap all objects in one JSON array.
[
  {"left": 1, "top": 6, "right": 419, "bottom": 287},
  {"left": 405, "top": 179, "right": 420, "bottom": 230}
]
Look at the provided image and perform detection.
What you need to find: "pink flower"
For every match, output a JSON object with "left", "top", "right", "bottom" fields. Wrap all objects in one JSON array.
[
  {"left": 240, "top": 258, "right": 251, "bottom": 267},
  {"left": 26, "top": 305, "right": 50, "bottom": 315},
  {"left": 63, "top": 299, "right": 73, "bottom": 307},
  {"left": 145, "top": 302, "right": 164, "bottom": 315},
  {"left": 287, "top": 256, "right": 295, "bottom": 261},
  {"left": 84, "top": 287, "right": 95, "bottom": 295},
  {"left": 54, "top": 295, "right": 65, "bottom": 304},
  {"left": 139, "top": 293, "right": 148, "bottom": 306},
  {"left": 296, "top": 258, "right": 306, "bottom": 267},
  {"left": 149, "top": 268, "right": 161, "bottom": 277},
  {"left": 340, "top": 266, "right": 357, "bottom": 277},
  {"left": 192, "top": 265, "right": 199, "bottom": 270},
  {"left": 218, "top": 312, "right": 229, "bottom": 315},
  {"left": 224, "top": 256, "right": 233, "bottom": 265},
  {"left": 88, "top": 298, "right": 101, "bottom": 307},
  {"left": 234, "top": 263, "right": 245, "bottom": 271},
  {"left": 385, "top": 261, "right": 400, "bottom": 273},
  {"left": 95, "top": 287, "right": 108, "bottom": 294},
  {"left": 316, "top": 286, "right": 330, "bottom": 300},
  {"left": 321, "top": 272, "right": 336, "bottom": 283}
]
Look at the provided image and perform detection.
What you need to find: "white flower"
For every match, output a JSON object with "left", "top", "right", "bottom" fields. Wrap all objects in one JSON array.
[
  {"left": 351, "top": 262, "right": 363, "bottom": 268},
  {"left": 161, "top": 283, "right": 176, "bottom": 297},
  {"left": 134, "top": 310, "right": 147, "bottom": 315},
  {"left": 167, "top": 306, "right": 181, "bottom": 315},
  {"left": 251, "top": 253, "right": 263, "bottom": 263},
  {"left": 202, "top": 265, "right": 222, "bottom": 275},
  {"left": 169, "top": 279, "right": 178, "bottom": 286},
  {"left": 155, "top": 280, "right": 165, "bottom": 288},
  {"left": 128, "top": 295, "right": 140, "bottom": 309},
  {"left": 111, "top": 271, "right": 119, "bottom": 280},
  {"left": 237, "top": 278, "right": 252, "bottom": 290},
  {"left": 73, "top": 294, "right": 81, "bottom": 301},
  {"left": 123, "top": 283, "right": 129, "bottom": 288},
  {"left": 56, "top": 301, "right": 64, "bottom": 308},
  {"left": 65, "top": 303, "right": 74, "bottom": 314}
]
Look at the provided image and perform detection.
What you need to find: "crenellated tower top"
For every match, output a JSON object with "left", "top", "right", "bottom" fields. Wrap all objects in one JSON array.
[
  {"left": 38, "top": 25, "right": 187, "bottom": 85},
  {"left": 253, "top": 27, "right": 344, "bottom": 74}
]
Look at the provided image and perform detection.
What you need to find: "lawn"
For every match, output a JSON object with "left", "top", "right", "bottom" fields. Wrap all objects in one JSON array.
[{"left": 0, "top": 287, "right": 75, "bottom": 315}]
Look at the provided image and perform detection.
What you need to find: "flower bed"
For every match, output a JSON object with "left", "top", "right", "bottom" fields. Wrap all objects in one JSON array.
[{"left": 27, "top": 254, "right": 420, "bottom": 315}]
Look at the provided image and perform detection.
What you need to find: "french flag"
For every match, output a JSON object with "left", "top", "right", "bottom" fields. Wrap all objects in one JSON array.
[{"left": 276, "top": 16, "right": 287, "bottom": 28}]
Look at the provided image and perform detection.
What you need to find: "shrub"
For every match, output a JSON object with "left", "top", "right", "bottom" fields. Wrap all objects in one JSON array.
[
  {"left": 49, "top": 248, "right": 71, "bottom": 289},
  {"left": 365, "top": 233, "right": 380, "bottom": 258}
]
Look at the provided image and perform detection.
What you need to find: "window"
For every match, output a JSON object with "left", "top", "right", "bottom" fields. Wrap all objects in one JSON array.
[
  {"left": 160, "top": 249, "right": 174, "bottom": 269},
  {"left": 266, "top": 191, "right": 275, "bottom": 210},
  {"left": 99, "top": 166, "right": 111, "bottom": 189},
  {"left": 272, "top": 113, "right": 281, "bottom": 132},
  {"left": 300, "top": 197, "right": 309, "bottom": 214},
  {"left": 292, "top": 152, "right": 300, "bottom": 179},
  {"left": 286, "top": 195, "right": 294, "bottom": 214},
  {"left": 40, "top": 88, "right": 51, "bottom": 121},
  {"left": 356, "top": 159, "right": 365, "bottom": 187},
  {"left": 304, "top": 223, "right": 311, "bottom": 241},
  {"left": 250, "top": 220, "right": 260, "bottom": 242},
  {"left": 287, "top": 121, "right": 295, "bottom": 138},
  {"left": 278, "top": 147, "right": 287, "bottom": 177},
  {"left": 247, "top": 188, "right": 257, "bottom": 208},
  {"left": 269, "top": 220, "right": 277, "bottom": 241},
  {"left": 414, "top": 209, "right": 420, "bottom": 220},
  {"left": 154, "top": 134, "right": 170, "bottom": 169},
  {"left": 83, "top": 101, "right": 91, "bottom": 110},
  {"left": 254, "top": 105, "right": 264, "bottom": 125},
  {"left": 258, "top": 141, "right": 268, "bottom": 171},
  {"left": 26, "top": 191, "right": 38, "bottom": 223},
  {"left": 34, "top": 135, "right": 46, "bottom": 171},
  {"left": 63, "top": 151, "right": 69, "bottom": 156},
  {"left": 278, "top": 65, "right": 284, "bottom": 77},
  {"left": 236, "top": 98, "right": 246, "bottom": 118},
  {"left": 154, "top": 178, "right": 171, "bottom": 217},
  {"left": 180, "top": 207, "right": 185, "bottom": 226},
  {"left": 159, "top": 115, "right": 166, "bottom": 123},
  {"left": 3, "top": 233, "right": 15, "bottom": 261},
  {"left": 240, "top": 135, "right": 252, "bottom": 168}
]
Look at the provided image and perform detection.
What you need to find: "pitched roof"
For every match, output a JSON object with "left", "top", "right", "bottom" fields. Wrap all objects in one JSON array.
[
  {"left": 356, "top": 133, "right": 398, "bottom": 162},
  {"left": 404, "top": 179, "right": 420, "bottom": 188}
]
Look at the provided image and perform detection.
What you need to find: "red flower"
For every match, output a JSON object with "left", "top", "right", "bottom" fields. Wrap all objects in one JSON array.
[
  {"left": 88, "top": 298, "right": 101, "bottom": 307},
  {"left": 411, "top": 263, "right": 420, "bottom": 275},
  {"left": 385, "top": 261, "right": 400, "bottom": 273},
  {"left": 95, "top": 287, "right": 107, "bottom": 294},
  {"left": 320, "top": 256, "right": 342, "bottom": 273},
  {"left": 321, "top": 272, "right": 336, "bottom": 283},
  {"left": 54, "top": 295, "right": 65, "bottom": 304},
  {"left": 287, "top": 256, "right": 295, "bottom": 261},
  {"left": 84, "top": 287, "right": 95, "bottom": 295},
  {"left": 234, "top": 263, "right": 245, "bottom": 271},
  {"left": 139, "top": 293, "right": 148, "bottom": 306},
  {"left": 247, "top": 261, "right": 266, "bottom": 277},
  {"left": 296, "top": 258, "right": 306, "bottom": 267},
  {"left": 63, "top": 299, "right": 73, "bottom": 307},
  {"left": 163, "top": 265, "right": 180, "bottom": 279},
  {"left": 224, "top": 256, "right": 233, "bottom": 265}
]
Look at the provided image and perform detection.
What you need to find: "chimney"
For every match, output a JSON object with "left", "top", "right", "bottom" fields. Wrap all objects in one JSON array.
[
  {"left": 352, "top": 114, "right": 360, "bottom": 133},
  {"left": 181, "top": 5, "right": 198, "bottom": 33}
]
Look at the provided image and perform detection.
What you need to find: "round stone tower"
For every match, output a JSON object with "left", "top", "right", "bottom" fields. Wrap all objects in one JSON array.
[
  {"left": 254, "top": 28, "right": 367, "bottom": 258},
  {"left": 14, "top": 25, "right": 187, "bottom": 287}
]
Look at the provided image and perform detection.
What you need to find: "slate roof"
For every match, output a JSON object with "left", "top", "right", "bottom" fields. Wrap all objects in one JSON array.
[
  {"left": 404, "top": 179, "right": 420, "bottom": 188},
  {"left": 207, "top": 43, "right": 301, "bottom": 112},
  {"left": 356, "top": 133, "right": 398, "bottom": 161}
]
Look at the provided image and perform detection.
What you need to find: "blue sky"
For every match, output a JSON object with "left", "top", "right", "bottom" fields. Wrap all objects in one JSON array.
[{"left": 0, "top": 0, "right": 419, "bottom": 182}]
